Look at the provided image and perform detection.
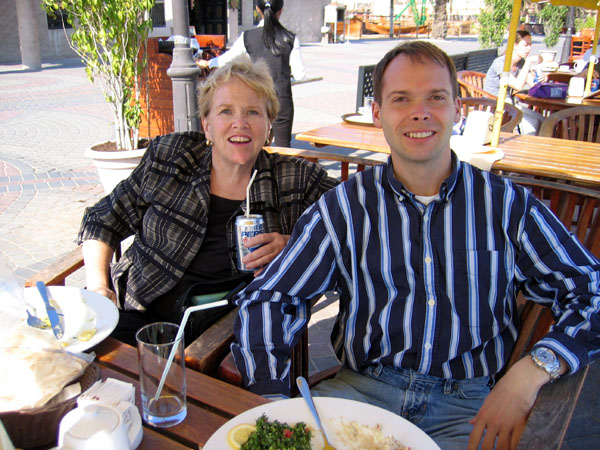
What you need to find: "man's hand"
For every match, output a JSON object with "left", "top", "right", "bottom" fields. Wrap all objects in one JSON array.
[
  {"left": 242, "top": 232, "right": 290, "bottom": 275},
  {"left": 467, "top": 357, "right": 549, "bottom": 450}
]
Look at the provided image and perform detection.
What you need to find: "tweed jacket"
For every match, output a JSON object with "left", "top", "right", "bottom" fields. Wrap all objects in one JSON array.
[{"left": 78, "top": 132, "right": 337, "bottom": 311}]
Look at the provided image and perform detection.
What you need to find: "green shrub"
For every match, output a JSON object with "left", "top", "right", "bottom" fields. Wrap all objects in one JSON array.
[
  {"left": 478, "top": 0, "right": 512, "bottom": 48},
  {"left": 540, "top": 5, "right": 568, "bottom": 48}
]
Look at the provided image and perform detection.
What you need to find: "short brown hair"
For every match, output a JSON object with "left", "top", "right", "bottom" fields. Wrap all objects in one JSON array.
[
  {"left": 197, "top": 54, "right": 279, "bottom": 123},
  {"left": 372, "top": 41, "right": 458, "bottom": 102}
]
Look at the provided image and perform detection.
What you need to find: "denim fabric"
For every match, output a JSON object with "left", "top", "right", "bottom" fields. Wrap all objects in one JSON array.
[{"left": 312, "top": 365, "right": 491, "bottom": 449}]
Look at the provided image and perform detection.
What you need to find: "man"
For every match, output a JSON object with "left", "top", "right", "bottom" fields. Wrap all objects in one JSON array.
[{"left": 232, "top": 41, "right": 600, "bottom": 449}]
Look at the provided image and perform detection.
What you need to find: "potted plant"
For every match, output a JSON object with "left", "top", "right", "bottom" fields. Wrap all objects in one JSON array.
[
  {"left": 41, "top": 0, "right": 156, "bottom": 192},
  {"left": 539, "top": 4, "right": 568, "bottom": 49}
]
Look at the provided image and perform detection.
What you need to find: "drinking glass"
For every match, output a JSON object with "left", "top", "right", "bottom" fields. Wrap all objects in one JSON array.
[{"left": 136, "top": 322, "right": 187, "bottom": 427}]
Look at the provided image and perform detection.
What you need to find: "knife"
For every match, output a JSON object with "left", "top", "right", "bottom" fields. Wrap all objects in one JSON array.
[{"left": 36, "top": 281, "right": 64, "bottom": 340}]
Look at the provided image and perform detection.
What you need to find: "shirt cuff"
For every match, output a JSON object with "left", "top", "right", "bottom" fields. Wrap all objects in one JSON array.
[{"left": 247, "top": 378, "right": 291, "bottom": 397}]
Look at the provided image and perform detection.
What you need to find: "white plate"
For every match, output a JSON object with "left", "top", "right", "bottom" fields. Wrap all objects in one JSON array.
[
  {"left": 342, "top": 113, "right": 374, "bottom": 126},
  {"left": 204, "top": 396, "right": 440, "bottom": 449},
  {"left": 24, "top": 286, "right": 118, "bottom": 353}
]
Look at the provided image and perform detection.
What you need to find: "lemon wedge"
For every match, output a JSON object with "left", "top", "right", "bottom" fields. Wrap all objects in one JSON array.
[{"left": 227, "top": 423, "right": 256, "bottom": 449}]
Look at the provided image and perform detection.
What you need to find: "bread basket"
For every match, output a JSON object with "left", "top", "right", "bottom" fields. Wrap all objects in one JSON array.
[{"left": 0, "top": 363, "right": 100, "bottom": 449}]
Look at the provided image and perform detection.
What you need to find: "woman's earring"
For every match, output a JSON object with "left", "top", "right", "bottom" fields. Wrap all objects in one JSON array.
[
  {"left": 205, "top": 139, "right": 213, "bottom": 147},
  {"left": 265, "top": 127, "right": 273, "bottom": 146}
]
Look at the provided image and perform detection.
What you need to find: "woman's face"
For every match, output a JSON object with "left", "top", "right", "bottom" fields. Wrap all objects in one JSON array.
[
  {"left": 515, "top": 36, "right": 532, "bottom": 60},
  {"left": 202, "top": 77, "right": 271, "bottom": 170}
]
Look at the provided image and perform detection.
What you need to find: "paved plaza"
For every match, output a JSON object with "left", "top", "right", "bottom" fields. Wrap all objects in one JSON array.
[{"left": 0, "top": 36, "right": 597, "bottom": 447}]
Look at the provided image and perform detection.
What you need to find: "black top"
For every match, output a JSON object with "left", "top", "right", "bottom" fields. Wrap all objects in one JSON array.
[{"left": 148, "top": 194, "right": 246, "bottom": 321}]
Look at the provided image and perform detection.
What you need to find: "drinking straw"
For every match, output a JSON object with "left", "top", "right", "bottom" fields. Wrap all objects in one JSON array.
[
  {"left": 154, "top": 300, "right": 228, "bottom": 401},
  {"left": 245, "top": 170, "right": 257, "bottom": 217}
]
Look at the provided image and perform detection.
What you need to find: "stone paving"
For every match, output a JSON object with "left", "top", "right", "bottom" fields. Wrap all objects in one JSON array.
[{"left": 0, "top": 36, "right": 597, "bottom": 447}]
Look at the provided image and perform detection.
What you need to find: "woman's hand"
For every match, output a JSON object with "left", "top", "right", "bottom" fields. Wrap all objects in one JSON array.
[
  {"left": 197, "top": 59, "right": 210, "bottom": 69},
  {"left": 87, "top": 285, "right": 117, "bottom": 304},
  {"left": 242, "top": 232, "right": 290, "bottom": 275}
]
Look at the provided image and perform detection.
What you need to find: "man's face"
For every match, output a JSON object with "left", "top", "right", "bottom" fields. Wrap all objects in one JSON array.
[{"left": 373, "top": 54, "right": 460, "bottom": 169}]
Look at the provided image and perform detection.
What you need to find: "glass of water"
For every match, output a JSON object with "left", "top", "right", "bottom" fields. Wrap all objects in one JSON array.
[{"left": 136, "top": 322, "right": 187, "bottom": 427}]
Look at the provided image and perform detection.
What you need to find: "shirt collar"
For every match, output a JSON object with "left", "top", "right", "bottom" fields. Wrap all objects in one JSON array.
[{"left": 384, "top": 152, "right": 462, "bottom": 202}]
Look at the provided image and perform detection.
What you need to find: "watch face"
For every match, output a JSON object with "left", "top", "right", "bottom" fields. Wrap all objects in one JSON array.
[{"left": 537, "top": 348, "right": 557, "bottom": 364}]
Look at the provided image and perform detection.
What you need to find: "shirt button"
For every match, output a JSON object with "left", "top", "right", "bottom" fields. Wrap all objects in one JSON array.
[
  {"left": 428, "top": 299, "right": 435, "bottom": 306},
  {"left": 425, "top": 256, "right": 432, "bottom": 264},
  {"left": 424, "top": 343, "right": 432, "bottom": 350}
]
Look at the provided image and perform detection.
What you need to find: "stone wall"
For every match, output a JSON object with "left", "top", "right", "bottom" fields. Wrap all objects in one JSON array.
[
  {"left": 281, "top": 0, "right": 331, "bottom": 44},
  {"left": 0, "top": 0, "right": 21, "bottom": 63}
]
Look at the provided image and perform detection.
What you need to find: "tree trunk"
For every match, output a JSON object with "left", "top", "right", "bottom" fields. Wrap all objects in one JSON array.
[{"left": 431, "top": 0, "right": 448, "bottom": 40}]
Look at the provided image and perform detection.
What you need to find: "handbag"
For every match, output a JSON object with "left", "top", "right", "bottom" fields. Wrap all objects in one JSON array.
[{"left": 528, "top": 82, "right": 568, "bottom": 99}]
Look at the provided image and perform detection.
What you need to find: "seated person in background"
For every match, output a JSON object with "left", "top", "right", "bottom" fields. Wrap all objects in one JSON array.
[
  {"left": 232, "top": 41, "right": 600, "bottom": 449},
  {"left": 77, "top": 55, "right": 337, "bottom": 347},
  {"left": 484, "top": 30, "right": 541, "bottom": 96}
]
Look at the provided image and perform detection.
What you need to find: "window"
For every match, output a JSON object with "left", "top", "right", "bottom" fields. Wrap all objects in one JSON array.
[
  {"left": 151, "top": 0, "right": 166, "bottom": 27},
  {"left": 46, "top": 9, "right": 72, "bottom": 30}
]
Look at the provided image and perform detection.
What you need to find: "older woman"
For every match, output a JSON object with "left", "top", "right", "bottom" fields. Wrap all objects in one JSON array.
[{"left": 78, "top": 55, "right": 337, "bottom": 346}]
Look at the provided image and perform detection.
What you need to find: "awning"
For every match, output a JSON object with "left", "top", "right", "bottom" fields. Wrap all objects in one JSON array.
[{"left": 491, "top": 2, "right": 599, "bottom": 145}]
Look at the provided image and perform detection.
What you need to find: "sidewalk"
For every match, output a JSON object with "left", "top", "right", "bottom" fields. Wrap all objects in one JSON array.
[{"left": 0, "top": 36, "right": 597, "bottom": 447}]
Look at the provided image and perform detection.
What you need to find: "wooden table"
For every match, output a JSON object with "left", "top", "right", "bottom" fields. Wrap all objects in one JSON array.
[
  {"left": 515, "top": 91, "right": 600, "bottom": 116},
  {"left": 296, "top": 123, "right": 600, "bottom": 185},
  {"left": 93, "top": 338, "right": 269, "bottom": 449}
]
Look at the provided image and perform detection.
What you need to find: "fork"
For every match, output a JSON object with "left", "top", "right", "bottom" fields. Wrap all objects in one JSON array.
[
  {"left": 26, "top": 307, "right": 49, "bottom": 329},
  {"left": 296, "top": 376, "right": 336, "bottom": 450}
]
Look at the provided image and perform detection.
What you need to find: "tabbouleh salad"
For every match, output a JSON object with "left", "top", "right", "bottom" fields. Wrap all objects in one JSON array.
[{"left": 240, "top": 414, "right": 312, "bottom": 450}]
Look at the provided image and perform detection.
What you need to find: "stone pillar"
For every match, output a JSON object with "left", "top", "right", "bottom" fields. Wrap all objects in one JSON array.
[
  {"left": 167, "top": 0, "right": 201, "bottom": 132},
  {"left": 15, "top": 0, "right": 41, "bottom": 70}
]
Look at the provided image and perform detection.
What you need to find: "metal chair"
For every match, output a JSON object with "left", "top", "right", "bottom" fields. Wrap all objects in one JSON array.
[
  {"left": 460, "top": 97, "right": 523, "bottom": 132},
  {"left": 457, "top": 70, "right": 496, "bottom": 99},
  {"left": 538, "top": 106, "right": 600, "bottom": 142},
  {"left": 356, "top": 64, "right": 375, "bottom": 112}
]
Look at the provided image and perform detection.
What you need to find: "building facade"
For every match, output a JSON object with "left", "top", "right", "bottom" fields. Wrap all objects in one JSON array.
[{"left": 0, "top": 0, "right": 333, "bottom": 66}]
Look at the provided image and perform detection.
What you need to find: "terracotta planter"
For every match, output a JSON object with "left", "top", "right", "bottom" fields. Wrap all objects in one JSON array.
[{"left": 85, "top": 145, "right": 146, "bottom": 194}]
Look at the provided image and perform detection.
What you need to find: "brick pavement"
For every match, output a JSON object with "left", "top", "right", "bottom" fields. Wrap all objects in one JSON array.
[{"left": 0, "top": 37, "right": 597, "bottom": 447}]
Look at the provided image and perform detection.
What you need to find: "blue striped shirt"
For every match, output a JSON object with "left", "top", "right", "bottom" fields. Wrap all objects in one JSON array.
[{"left": 233, "top": 156, "right": 600, "bottom": 395}]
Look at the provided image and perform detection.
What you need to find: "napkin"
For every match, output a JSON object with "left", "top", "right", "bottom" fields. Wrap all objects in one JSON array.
[
  {"left": 0, "top": 325, "right": 90, "bottom": 412},
  {"left": 450, "top": 135, "right": 504, "bottom": 171}
]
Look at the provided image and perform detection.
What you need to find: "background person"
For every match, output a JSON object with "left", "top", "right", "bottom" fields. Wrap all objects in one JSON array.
[
  {"left": 77, "top": 55, "right": 336, "bottom": 346},
  {"left": 232, "top": 41, "right": 600, "bottom": 449},
  {"left": 484, "top": 30, "right": 540, "bottom": 96},
  {"left": 199, "top": 0, "right": 306, "bottom": 147}
]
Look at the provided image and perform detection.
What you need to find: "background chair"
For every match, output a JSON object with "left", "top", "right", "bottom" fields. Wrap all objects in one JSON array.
[
  {"left": 457, "top": 70, "right": 495, "bottom": 99},
  {"left": 355, "top": 64, "right": 375, "bottom": 112},
  {"left": 460, "top": 96, "right": 523, "bottom": 132},
  {"left": 538, "top": 106, "right": 600, "bottom": 142}
]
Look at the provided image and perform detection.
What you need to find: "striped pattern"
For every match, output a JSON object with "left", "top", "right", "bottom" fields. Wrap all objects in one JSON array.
[
  {"left": 78, "top": 132, "right": 337, "bottom": 311},
  {"left": 233, "top": 157, "right": 600, "bottom": 395}
]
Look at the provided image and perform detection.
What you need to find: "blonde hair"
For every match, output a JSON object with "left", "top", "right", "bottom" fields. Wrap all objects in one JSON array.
[{"left": 197, "top": 55, "right": 279, "bottom": 123}]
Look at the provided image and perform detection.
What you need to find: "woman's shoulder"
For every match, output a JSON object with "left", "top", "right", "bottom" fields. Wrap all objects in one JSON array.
[{"left": 148, "top": 132, "right": 208, "bottom": 159}]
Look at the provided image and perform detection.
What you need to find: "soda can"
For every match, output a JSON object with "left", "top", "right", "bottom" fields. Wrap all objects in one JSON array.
[{"left": 235, "top": 214, "right": 264, "bottom": 272}]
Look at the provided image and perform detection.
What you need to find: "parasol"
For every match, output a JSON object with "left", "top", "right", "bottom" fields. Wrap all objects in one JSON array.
[{"left": 491, "top": 1, "right": 600, "bottom": 145}]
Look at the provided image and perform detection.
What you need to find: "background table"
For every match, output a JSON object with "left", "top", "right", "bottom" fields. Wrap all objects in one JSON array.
[
  {"left": 296, "top": 123, "right": 600, "bottom": 185},
  {"left": 515, "top": 92, "right": 600, "bottom": 116},
  {"left": 93, "top": 338, "right": 269, "bottom": 449}
]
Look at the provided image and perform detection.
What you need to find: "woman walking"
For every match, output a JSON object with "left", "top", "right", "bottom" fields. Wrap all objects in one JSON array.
[{"left": 201, "top": 0, "right": 306, "bottom": 147}]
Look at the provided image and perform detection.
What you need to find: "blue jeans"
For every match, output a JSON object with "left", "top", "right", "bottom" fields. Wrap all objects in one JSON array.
[{"left": 312, "top": 365, "right": 491, "bottom": 449}]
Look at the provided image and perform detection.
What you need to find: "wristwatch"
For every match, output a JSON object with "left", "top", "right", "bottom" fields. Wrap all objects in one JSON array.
[{"left": 529, "top": 347, "right": 561, "bottom": 382}]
